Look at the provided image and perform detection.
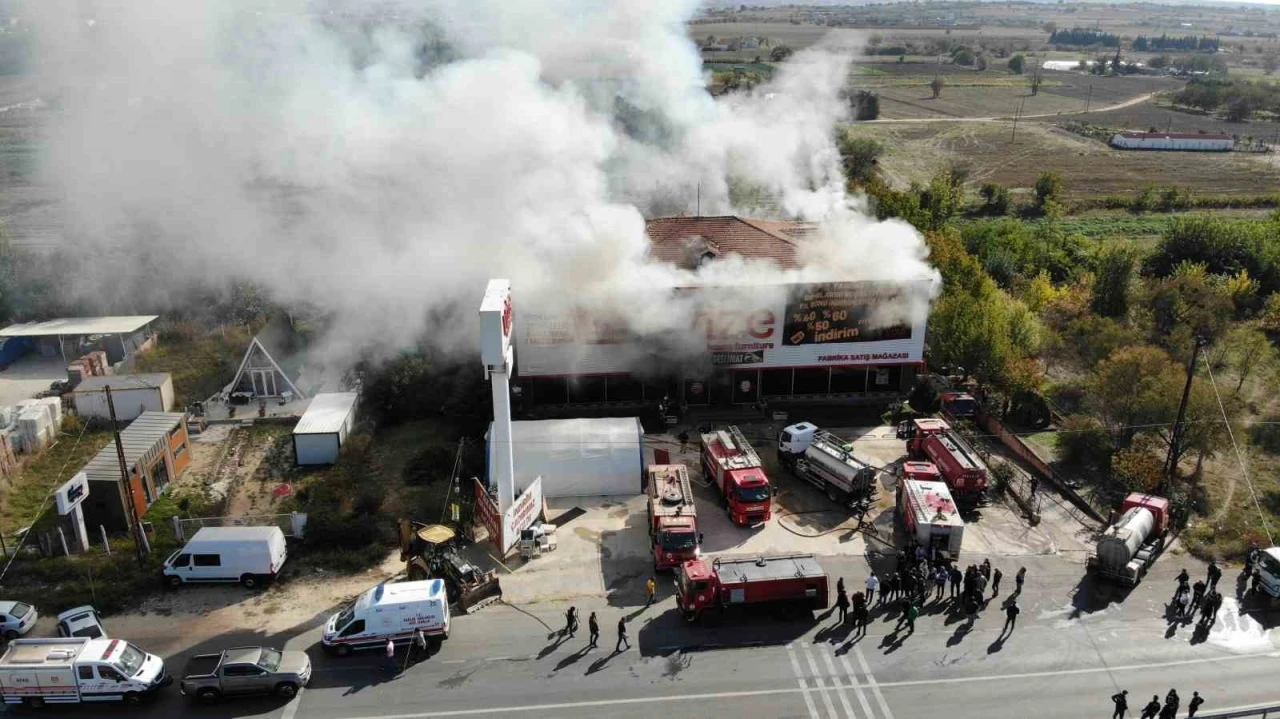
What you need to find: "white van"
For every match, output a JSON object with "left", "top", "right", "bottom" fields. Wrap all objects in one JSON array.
[
  {"left": 322, "top": 580, "right": 450, "bottom": 657},
  {"left": 162, "top": 526, "right": 287, "bottom": 589}
]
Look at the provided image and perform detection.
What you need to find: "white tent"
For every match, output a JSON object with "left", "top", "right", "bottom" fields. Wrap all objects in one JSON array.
[{"left": 489, "top": 417, "right": 645, "bottom": 498}]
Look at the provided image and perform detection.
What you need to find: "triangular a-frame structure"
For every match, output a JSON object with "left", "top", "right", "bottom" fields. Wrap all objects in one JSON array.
[{"left": 225, "top": 335, "right": 307, "bottom": 400}]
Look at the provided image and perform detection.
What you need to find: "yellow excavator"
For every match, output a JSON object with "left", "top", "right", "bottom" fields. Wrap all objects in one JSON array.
[{"left": 396, "top": 519, "right": 503, "bottom": 614}]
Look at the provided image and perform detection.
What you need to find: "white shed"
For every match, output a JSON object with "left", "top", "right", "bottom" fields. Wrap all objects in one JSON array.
[
  {"left": 490, "top": 417, "right": 645, "bottom": 498},
  {"left": 72, "top": 374, "right": 175, "bottom": 421},
  {"left": 293, "top": 392, "right": 359, "bottom": 466},
  {"left": 1110, "top": 132, "right": 1233, "bottom": 152}
]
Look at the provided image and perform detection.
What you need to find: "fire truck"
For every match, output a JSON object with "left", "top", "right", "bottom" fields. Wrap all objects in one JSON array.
[
  {"left": 898, "top": 418, "right": 988, "bottom": 503},
  {"left": 700, "top": 426, "right": 772, "bottom": 526},
  {"left": 675, "top": 554, "right": 829, "bottom": 623},
  {"left": 646, "top": 465, "right": 701, "bottom": 572}
]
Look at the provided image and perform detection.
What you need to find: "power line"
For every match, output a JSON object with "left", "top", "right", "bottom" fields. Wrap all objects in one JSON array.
[{"left": 1203, "top": 353, "right": 1273, "bottom": 546}]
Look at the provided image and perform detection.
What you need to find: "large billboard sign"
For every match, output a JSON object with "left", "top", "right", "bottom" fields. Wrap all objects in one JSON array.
[
  {"left": 516, "top": 280, "right": 930, "bottom": 376},
  {"left": 479, "top": 279, "right": 514, "bottom": 368}
]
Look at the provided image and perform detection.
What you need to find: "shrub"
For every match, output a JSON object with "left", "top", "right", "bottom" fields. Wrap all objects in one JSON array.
[
  {"left": 1058, "top": 414, "right": 1113, "bottom": 470},
  {"left": 1250, "top": 414, "right": 1280, "bottom": 454}
]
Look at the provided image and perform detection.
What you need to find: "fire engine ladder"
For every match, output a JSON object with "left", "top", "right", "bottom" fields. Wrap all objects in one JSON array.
[
  {"left": 724, "top": 426, "right": 761, "bottom": 467},
  {"left": 659, "top": 466, "right": 694, "bottom": 507}
]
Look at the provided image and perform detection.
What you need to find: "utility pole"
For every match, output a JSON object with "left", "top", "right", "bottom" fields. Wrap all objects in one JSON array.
[
  {"left": 1011, "top": 97, "right": 1025, "bottom": 143},
  {"left": 1161, "top": 336, "right": 1205, "bottom": 493},
  {"left": 106, "top": 386, "right": 147, "bottom": 568},
  {"left": 1084, "top": 84, "right": 1093, "bottom": 113}
]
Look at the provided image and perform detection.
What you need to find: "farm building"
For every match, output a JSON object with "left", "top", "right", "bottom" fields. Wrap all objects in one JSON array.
[
  {"left": 0, "top": 315, "right": 158, "bottom": 366},
  {"left": 488, "top": 417, "right": 645, "bottom": 498},
  {"left": 72, "top": 373, "right": 175, "bottom": 421},
  {"left": 77, "top": 411, "right": 191, "bottom": 534},
  {"left": 293, "top": 392, "right": 359, "bottom": 466},
  {"left": 1110, "top": 132, "right": 1234, "bottom": 151}
]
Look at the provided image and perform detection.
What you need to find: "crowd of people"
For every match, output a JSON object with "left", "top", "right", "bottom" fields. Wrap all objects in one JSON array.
[{"left": 1112, "top": 688, "right": 1205, "bottom": 719}]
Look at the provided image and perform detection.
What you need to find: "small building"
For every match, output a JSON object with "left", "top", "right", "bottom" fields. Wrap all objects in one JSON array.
[
  {"left": 293, "top": 392, "right": 359, "bottom": 466},
  {"left": 489, "top": 417, "right": 645, "bottom": 498},
  {"left": 77, "top": 411, "right": 191, "bottom": 534},
  {"left": 224, "top": 319, "right": 309, "bottom": 402},
  {"left": 0, "top": 315, "right": 158, "bottom": 366},
  {"left": 1110, "top": 132, "right": 1234, "bottom": 152},
  {"left": 72, "top": 373, "right": 175, "bottom": 422}
]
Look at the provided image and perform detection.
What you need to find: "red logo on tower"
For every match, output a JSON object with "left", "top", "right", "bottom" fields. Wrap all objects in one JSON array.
[{"left": 502, "top": 295, "right": 513, "bottom": 340}]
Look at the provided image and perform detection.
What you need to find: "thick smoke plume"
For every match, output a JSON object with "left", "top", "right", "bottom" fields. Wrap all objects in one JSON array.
[{"left": 29, "top": 0, "right": 937, "bottom": 368}]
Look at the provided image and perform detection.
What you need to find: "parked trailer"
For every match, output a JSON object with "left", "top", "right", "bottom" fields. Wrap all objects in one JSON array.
[
  {"left": 777, "top": 423, "right": 876, "bottom": 507},
  {"left": 898, "top": 479, "right": 964, "bottom": 559},
  {"left": 676, "top": 554, "right": 828, "bottom": 623},
  {"left": 701, "top": 426, "right": 772, "bottom": 526},
  {"left": 1087, "top": 493, "right": 1170, "bottom": 586},
  {"left": 646, "top": 464, "right": 701, "bottom": 572}
]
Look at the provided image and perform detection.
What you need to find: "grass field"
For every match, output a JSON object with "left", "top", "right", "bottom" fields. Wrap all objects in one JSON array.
[
  {"left": 0, "top": 428, "right": 112, "bottom": 536},
  {"left": 855, "top": 120, "right": 1280, "bottom": 197}
]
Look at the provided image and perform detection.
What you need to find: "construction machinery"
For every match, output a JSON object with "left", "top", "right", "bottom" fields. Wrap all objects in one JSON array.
[
  {"left": 397, "top": 520, "right": 502, "bottom": 614},
  {"left": 701, "top": 426, "right": 772, "bottom": 526}
]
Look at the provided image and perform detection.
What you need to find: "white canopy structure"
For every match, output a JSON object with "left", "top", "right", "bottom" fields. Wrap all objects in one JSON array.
[{"left": 489, "top": 417, "right": 645, "bottom": 498}]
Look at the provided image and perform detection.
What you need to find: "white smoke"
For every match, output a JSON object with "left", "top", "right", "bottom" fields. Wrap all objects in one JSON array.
[{"left": 27, "top": 0, "right": 938, "bottom": 368}]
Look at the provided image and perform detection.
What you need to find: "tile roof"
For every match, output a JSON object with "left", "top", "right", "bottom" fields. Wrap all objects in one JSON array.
[{"left": 645, "top": 216, "right": 815, "bottom": 270}]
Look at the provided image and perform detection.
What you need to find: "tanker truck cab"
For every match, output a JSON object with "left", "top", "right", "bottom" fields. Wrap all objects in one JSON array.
[
  {"left": 675, "top": 559, "right": 717, "bottom": 619},
  {"left": 778, "top": 423, "right": 818, "bottom": 464}
]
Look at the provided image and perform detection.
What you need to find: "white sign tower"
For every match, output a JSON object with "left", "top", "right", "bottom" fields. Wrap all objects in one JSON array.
[{"left": 479, "top": 279, "right": 516, "bottom": 512}]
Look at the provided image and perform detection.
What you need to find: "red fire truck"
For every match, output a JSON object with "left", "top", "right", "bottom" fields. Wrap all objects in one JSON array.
[
  {"left": 700, "top": 426, "right": 772, "bottom": 526},
  {"left": 646, "top": 465, "right": 701, "bottom": 572},
  {"left": 675, "top": 554, "right": 829, "bottom": 623},
  {"left": 898, "top": 418, "right": 988, "bottom": 502}
]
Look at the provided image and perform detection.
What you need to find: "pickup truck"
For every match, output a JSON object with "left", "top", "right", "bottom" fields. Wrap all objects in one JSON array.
[{"left": 179, "top": 646, "right": 311, "bottom": 704}]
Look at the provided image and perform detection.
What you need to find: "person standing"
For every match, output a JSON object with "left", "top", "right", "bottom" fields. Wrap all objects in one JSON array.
[
  {"left": 1140, "top": 695, "right": 1161, "bottom": 719},
  {"left": 1164, "top": 689, "right": 1180, "bottom": 719},
  {"left": 980, "top": 558, "right": 992, "bottom": 582},
  {"left": 837, "top": 577, "right": 845, "bottom": 595},
  {"left": 836, "top": 587, "right": 850, "bottom": 624},
  {"left": 1111, "top": 690, "right": 1129, "bottom": 719},
  {"left": 949, "top": 565, "right": 962, "bottom": 599},
  {"left": 1176, "top": 590, "right": 1190, "bottom": 620},
  {"left": 587, "top": 611, "right": 600, "bottom": 648},
  {"left": 933, "top": 567, "right": 946, "bottom": 601},
  {"left": 1206, "top": 559, "right": 1222, "bottom": 592},
  {"left": 565, "top": 606, "right": 578, "bottom": 638},
  {"left": 1002, "top": 600, "right": 1020, "bottom": 636},
  {"left": 992, "top": 567, "right": 1003, "bottom": 597},
  {"left": 865, "top": 572, "right": 879, "bottom": 606},
  {"left": 646, "top": 577, "right": 657, "bottom": 607},
  {"left": 1187, "top": 692, "right": 1204, "bottom": 718},
  {"left": 616, "top": 617, "right": 630, "bottom": 652},
  {"left": 1015, "top": 566, "right": 1027, "bottom": 595},
  {"left": 384, "top": 638, "right": 398, "bottom": 673},
  {"left": 413, "top": 629, "right": 428, "bottom": 663}
]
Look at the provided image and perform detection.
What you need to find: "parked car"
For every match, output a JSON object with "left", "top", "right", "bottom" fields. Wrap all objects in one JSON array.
[
  {"left": 180, "top": 646, "right": 311, "bottom": 704},
  {"left": 56, "top": 606, "right": 107, "bottom": 639},
  {"left": 0, "top": 601, "right": 37, "bottom": 640}
]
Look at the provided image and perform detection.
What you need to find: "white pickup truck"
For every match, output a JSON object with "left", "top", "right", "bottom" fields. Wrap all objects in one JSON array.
[{"left": 0, "top": 638, "right": 170, "bottom": 708}]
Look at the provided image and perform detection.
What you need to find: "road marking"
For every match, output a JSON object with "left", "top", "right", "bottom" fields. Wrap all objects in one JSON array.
[
  {"left": 441, "top": 660, "right": 466, "bottom": 664},
  {"left": 281, "top": 686, "right": 304, "bottom": 719},
  {"left": 786, "top": 644, "right": 820, "bottom": 719},
  {"left": 840, "top": 654, "right": 875, "bottom": 719},
  {"left": 854, "top": 646, "right": 895, "bottom": 719},
  {"left": 484, "top": 656, "right": 512, "bottom": 662},
  {"left": 801, "top": 644, "right": 839, "bottom": 719},
  {"left": 820, "top": 647, "right": 858, "bottom": 719}
]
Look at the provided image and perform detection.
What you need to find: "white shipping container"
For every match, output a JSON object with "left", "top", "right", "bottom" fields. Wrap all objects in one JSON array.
[
  {"left": 71, "top": 375, "right": 174, "bottom": 422},
  {"left": 293, "top": 393, "right": 358, "bottom": 466}
]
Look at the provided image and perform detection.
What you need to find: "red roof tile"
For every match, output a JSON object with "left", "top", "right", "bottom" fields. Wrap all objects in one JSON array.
[{"left": 645, "top": 216, "right": 815, "bottom": 270}]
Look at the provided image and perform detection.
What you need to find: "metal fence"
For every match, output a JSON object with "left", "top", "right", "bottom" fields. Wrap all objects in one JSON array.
[
  {"left": 1201, "top": 705, "right": 1280, "bottom": 719},
  {"left": 171, "top": 512, "right": 308, "bottom": 542}
]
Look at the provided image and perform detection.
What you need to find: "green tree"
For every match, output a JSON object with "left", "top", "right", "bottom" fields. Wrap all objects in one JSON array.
[
  {"left": 1058, "top": 414, "right": 1113, "bottom": 471},
  {"left": 952, "top": 47, "right": 976, "bottom": 66},
  {"left": 770, "top": 45, "right": 794, "bottom": 62},
  {"left": 1215, "top": 326, "right": 1277, "bottom": 394},
  {"left": 853, "top": 90, "right": 880, "bottom": 121},
  {"left": 1087, "top": 345, "right": 1181, "bottom": 449},
  {"left": 1143, "top": 262, "right": 1235, "bottom": 345},
  {"left": 838, "top": 133, "right": 884, "bottom": 185},
  {"left": 1091, "top": 246, "right": 1137, "bottom": 318},
  {"left": 1033, "top": 171, "right": 1063, "bottom": 211},
  {"left": 976, "top": 55, "right": 988, "bottom": 71},
  {"left": 930, "top": 75, "right": 945, "bottom": 98},
  {"left": 979, "top": 182, "right": 1010, "bottom": 215}
]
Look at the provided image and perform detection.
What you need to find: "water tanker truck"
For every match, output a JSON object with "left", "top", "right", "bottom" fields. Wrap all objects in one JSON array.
[
  {"left": 898, "top": 418, "right": 988, "bottom": 503},
  {"left": 675, "top": 554, "right": 828, "bottom": 623},
  {"left": 778, "top": 423, "right": 877, "bottom": 508},
  {"left": 1087, "top": 493, "right": 1171, "bottom": 586},
  {"left": 701, "top": 426, "right": 772, "bottom": 526},
  {"left": 646, "top": 464, "right": 701, "bottom": 573}
]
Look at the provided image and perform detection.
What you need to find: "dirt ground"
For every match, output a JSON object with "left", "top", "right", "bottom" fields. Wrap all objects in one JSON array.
[
  {"left": 169, "top": 422, "right": 297, "bottom": 517},
  {"left": 857, "top": 119, "right": 1280, "bottom": 196}
]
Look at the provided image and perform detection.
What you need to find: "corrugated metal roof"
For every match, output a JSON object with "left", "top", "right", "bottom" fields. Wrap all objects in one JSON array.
[
  {"left": 0, "top": 316, "right": 159, "bottom": 338},
  {"left": 72, "top": 373, "right": 171, "bottom": 393},
  {"left": 79, "top": 411, "right": 185, "bottom": 483},
  {"left": 293, "top": 393, "right": 358, "bottom": 435}
]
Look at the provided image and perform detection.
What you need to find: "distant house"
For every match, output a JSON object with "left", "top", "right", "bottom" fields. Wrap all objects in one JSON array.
[
  {"left": 1110, "top": 132, "right": 1233, "bottom": 152},
  {"left": 702, "top": 43, "right": 729, "bottom": 52},
  {"left": 741, "top": 37, "right": 761, "bottom": 50}
]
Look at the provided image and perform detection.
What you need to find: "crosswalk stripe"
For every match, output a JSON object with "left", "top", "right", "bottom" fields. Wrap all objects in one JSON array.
[
  {"left": 821, "top": 647, "right": 858, "bottom": 719},
  {"left": 786, "top": 644, "right": 821, "bottom": 719},
  {"left": 854, "top": 646, "right": 896, "bottom": 719},
  {"left": 840, "top": 654, "right": 876, "bottom": 719},
  {"left": 801, "top": 644, "right": 840, "bottom": 719}
]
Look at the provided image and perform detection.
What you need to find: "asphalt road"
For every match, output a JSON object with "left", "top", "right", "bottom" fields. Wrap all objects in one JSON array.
[{"left": 14, "top": 554, "right": 1279, "bottom": 719}]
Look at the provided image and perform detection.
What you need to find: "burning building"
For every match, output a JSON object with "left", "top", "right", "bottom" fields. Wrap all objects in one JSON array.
[{"left": 512, "top": 216, "right": 931, "bottom": 410}]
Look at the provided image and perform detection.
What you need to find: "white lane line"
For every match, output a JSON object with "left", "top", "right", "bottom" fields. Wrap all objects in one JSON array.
[
  {"left": 786, "top": 644, "right": 821, "bottom": 719},
  {"left": 484, "top": 656, "right": 512, "bottom": 662},
  {"left": 281, "top": 686, "right": 304, "bottom": 719},
  {"left": 820, "top": 647, "right": 858, "bottom": 719},
  {"left": 854, "top": 646, "right": 895, "bottom": 719},
  {"left": 840, "top": 654, "right": 875, "bottom": 719},
  {"left": 441, "top": 660, "right": 467, "bottom": 664},
  {"left": 801, "top": 644, "right": 840, "bottom": 719}
]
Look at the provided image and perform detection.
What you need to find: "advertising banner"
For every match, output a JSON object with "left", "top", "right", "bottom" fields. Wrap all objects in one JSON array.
[
  {"left": 501, "top": 477, "right": 544, "bottom": 554},
  {"left": 516, "top": 280, "right": 929, "bottom": 376}
]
